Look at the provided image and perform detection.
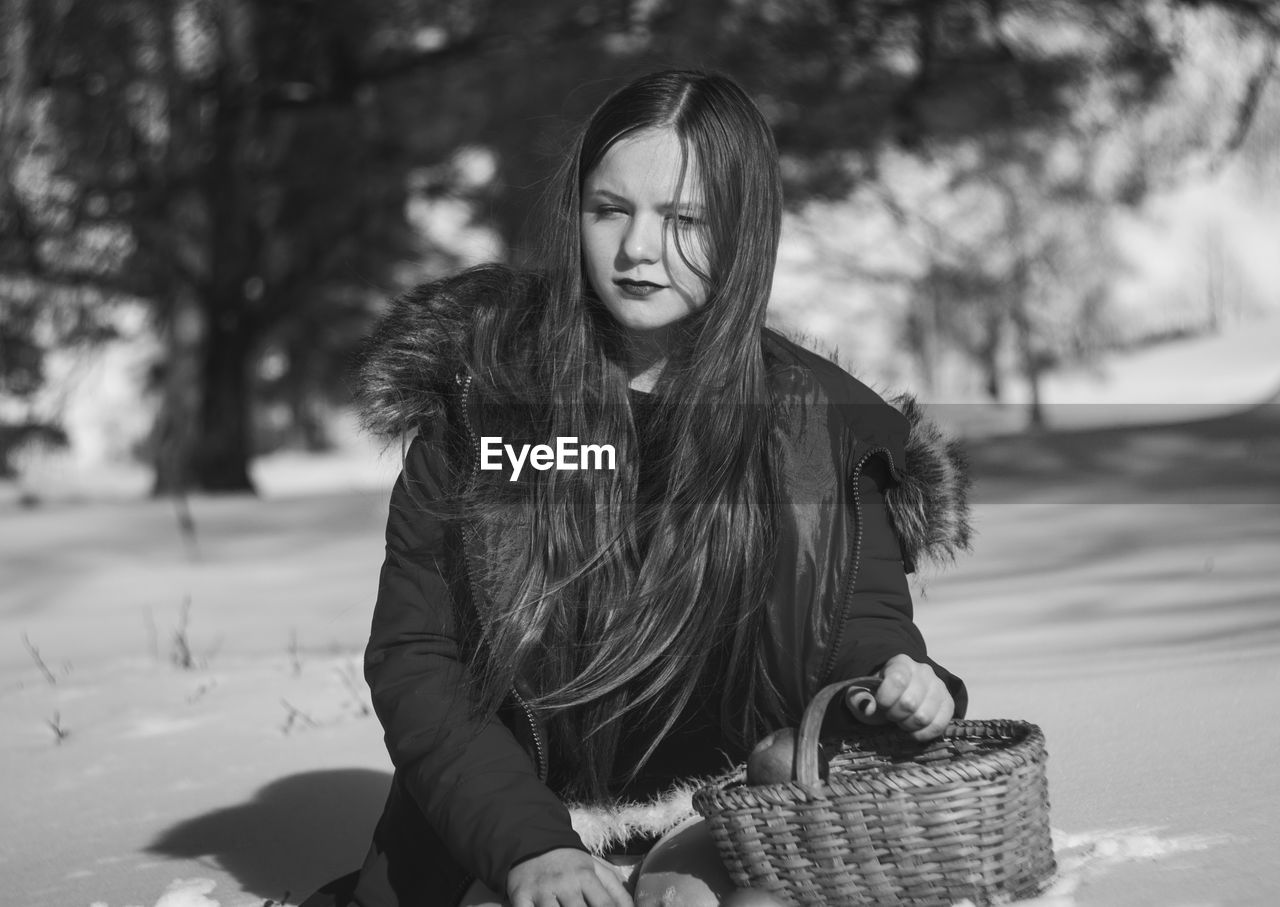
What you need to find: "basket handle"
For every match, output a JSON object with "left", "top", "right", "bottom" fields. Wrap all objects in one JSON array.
[{"left": 794, "top": 676, "right": 882, "bottom": 786}]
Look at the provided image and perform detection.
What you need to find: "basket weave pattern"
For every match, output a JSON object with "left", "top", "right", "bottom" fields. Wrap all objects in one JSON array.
[{"left": 692, "top": 682, "right": 1055, "bottom": 906}]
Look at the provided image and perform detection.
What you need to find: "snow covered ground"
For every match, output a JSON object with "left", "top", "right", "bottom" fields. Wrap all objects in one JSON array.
[{"left": 3, "top": 317, "right": 1279, "bottom": 907}]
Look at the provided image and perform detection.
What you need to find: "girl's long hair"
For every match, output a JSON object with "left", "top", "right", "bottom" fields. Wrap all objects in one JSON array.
[{"left": 461, "top": 70, "right": 787, "bottom": 799}]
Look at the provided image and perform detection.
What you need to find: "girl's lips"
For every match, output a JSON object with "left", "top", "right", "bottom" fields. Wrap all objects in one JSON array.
[{"left": 614, "top": 278, "right": 666, "bottom": 298}]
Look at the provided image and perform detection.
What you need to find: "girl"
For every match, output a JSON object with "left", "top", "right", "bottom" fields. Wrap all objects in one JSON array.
[{"left": 305, "top": 69, "right": 971, "bottom": 907}]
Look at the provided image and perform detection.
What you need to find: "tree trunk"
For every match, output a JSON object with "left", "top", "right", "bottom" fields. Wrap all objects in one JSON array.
[
  {"left": 978, "top": 310, "right": 1004, "bottom": 401},
  {"left": 190, "top": 305, "right": 256, "bottom": 492},
  {"left": 1025, "top": 356, "right": 1045, "bottom": 430},
  {"left": 185, "top": 49, "right": 259, "bottom": 494},
  {"left": 1010, "top": 284, "right": 1045, "bottom": 431},
  {"left": 1000, "top": 180, "right": 1046, "bottom": 431},
  {"left": 149, "top": 359, "right": 197, "bottom": 496},
  {"left": 150, "top": 297, "right": 202, "bottom": 496}
]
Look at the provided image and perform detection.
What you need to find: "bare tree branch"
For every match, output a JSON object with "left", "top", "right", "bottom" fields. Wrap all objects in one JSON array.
[
  {"left": 1208, "top": 34, "right": 1279, "bottom": 171},
  {"left": 22, "top": 633, "right": 57, "bottom": 686}
]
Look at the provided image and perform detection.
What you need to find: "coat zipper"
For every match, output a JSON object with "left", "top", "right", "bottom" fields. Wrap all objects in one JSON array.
[
  {"left": 454, "top": 372, "right": 550, "bottom": 785},
  {"left": 510, "top": 687, "right": 548, "bottom": 782},
  {"left": 452, "top": 873, "right": 476, "bottom": 906},
  {"left": 456, "top": 372, "right": 482, "bottom": 477},
  {"left": 820, "top": 445, "right": 899, "bottom": 686}
]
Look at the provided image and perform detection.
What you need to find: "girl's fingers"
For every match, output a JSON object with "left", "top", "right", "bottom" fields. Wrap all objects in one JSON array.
[
  {"left": 551, "top": 891, "right": 587, "bottom": 907},
  {"left": 590, "top": 861, "right": 635, "bottom": 907},
  {"left": 883, "top": 665, "right": 930, "bottom": 725},
  {"left": 513, "top": 880, "right": 592, "bottom": 907},
  {"left": 897, "top": 677, "right": 944, "bottom": 727},
  {"left": 908, "top": 688, "right": 955, "bottom": 741},
  {"left": 875, "top": 657, "right": 916, "bottom": 717},
  {"left": 875, "top": 656, "right": 955, "bottom": 736}
]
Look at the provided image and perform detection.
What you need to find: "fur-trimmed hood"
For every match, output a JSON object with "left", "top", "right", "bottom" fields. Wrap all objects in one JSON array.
[
  {"left": 885, "top": 393, "right": 973, "bottom": 572},
  {"left": 353, "top": 265, "right": 972, "bottom": 571},
  {"left": 353, "top": 267, "right": 510, "bottom": 437}
]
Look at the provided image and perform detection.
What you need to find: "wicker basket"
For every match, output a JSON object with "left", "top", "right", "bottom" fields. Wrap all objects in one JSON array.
[{"left": 692, "top": 677, "right": 1055, "bottom": 906}]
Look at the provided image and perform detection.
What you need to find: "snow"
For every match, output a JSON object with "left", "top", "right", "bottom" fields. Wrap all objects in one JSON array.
[
  {"left": 4, "top": 315, "right": 1280, "bottom": 906},
  {"left": 89, "top": 877, "right": 234, "bottom": 907}
]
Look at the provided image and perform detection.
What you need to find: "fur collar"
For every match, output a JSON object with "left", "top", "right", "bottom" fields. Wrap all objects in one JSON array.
[
  {"left": 353, "top": 266, "right": 511, "bottom": 437},
  {"left": 353, "top": 265, "right": 972, "bottom": 570},
  {"left": 885, "top": 393, "right": 973, "bottom": 572}
]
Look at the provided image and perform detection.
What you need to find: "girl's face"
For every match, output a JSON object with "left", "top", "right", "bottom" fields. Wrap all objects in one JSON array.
[{"left": 580, "top": 128, "right": 710, "bottom": 344}]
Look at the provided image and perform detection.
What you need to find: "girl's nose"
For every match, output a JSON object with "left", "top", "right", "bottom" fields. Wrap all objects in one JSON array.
[{"left": 622, "top": 215, "right": 662, "bottom": 264}]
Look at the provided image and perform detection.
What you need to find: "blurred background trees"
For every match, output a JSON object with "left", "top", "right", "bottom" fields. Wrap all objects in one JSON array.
[{"left": 1, "top": 0, "right": 1276, "bottom": 493}]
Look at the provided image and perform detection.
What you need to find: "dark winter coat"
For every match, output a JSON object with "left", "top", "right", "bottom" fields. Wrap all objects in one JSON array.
[{"left": 346, "top": 267, "right": 974, "bottom": 907}]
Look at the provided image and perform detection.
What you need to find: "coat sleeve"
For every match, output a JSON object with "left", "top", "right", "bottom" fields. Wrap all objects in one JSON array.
[
  {"left": 365, "top": 424, "right": 586, "bottom": 893},
  {"left": 824, "top": 455, "right": 969, "bottom": 720}
]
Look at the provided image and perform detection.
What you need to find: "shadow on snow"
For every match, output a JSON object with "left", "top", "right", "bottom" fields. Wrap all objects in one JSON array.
[
  {"left": 146, "top": 767, "right": 391, "bottom": 902},
  {"left": 960, "top": 391, "right": 1280, "bottom": 504}
]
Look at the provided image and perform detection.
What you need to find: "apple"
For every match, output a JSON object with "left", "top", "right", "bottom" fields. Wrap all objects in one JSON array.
[
  {"left": 745, "top": 727, "right": 797, "bottom": 785},
  {"left": 745, "top": 727, "right": 832, "bottom": 786}
]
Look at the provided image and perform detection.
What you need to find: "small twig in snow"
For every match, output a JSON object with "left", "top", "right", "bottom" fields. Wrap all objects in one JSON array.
[
  {"left": 47, "top": 711, "right": 70, "bottom": 745},
  {"left": 336, "top": 662, "right": 372, "bottom": 717},
  {"left": 172, "top": 595, "right": 195, "bottom": 669},
  {"left": 280, "top": 699, "right": 318, "bottom": 734},
  {"left": 174, "top": 487, "right": 200, "bottom": 560},
  {"left": 288, "top": 629, "right": 302, "bottom": 677},
  {"left": 22, "top": 634, "right": 57, "bottom": 685}
]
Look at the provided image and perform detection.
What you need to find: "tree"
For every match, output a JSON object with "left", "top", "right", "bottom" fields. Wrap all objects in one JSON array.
[
  {"left": 3, "top": 0, "right": 424, "bottom": 492},
  {"left": 3, "top": 0, "right": 1275, "bottom": 490},
  {"left": 743, "top": 1, "right": 1277, "bottom": 421}
]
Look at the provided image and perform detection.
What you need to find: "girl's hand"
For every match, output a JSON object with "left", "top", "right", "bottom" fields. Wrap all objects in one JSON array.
[
  {"left": 506, "top": 847, "right": 634, "bottom": 907},
  {"left": 849, "top": 654, "right": 954, "bottom": 742}
]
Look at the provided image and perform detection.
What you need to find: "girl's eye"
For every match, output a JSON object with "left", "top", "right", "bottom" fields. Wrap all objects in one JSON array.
[
  {"left": 670, "top": 214, "right": 703, "bottom": 229},
  {"left": 594, "top": 205, "right": 626, "bottom": 218}
]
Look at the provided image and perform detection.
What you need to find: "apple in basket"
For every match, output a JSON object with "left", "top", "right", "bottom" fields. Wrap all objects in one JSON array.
[
  {"left": 744, "top": 727, "right": 829, "bottom": 785},
  {"left": 720, "top": 887, "right": 788, "bottom": 906}
]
